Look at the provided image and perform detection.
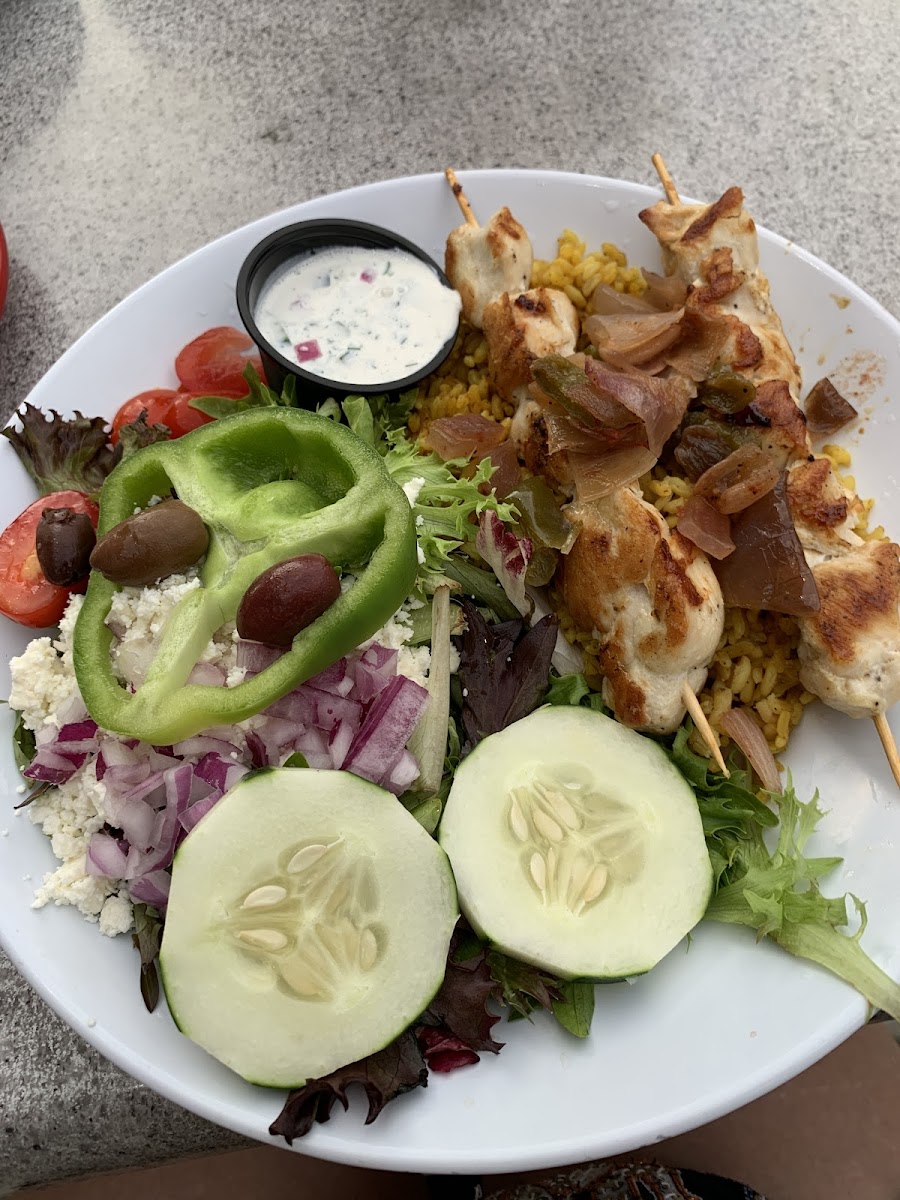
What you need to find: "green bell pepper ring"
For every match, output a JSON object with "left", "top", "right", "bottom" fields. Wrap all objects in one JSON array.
[{"left": 73, "top": 407, "right": 417, "bottom": 744}]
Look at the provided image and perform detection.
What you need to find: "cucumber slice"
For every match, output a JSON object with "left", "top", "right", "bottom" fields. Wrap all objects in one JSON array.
[
  {"left": 439, "top": 707, "right": 712, "bottom": 979},
  {"left": 160, "top": 768, "right": 458, "bottom": 1088}
]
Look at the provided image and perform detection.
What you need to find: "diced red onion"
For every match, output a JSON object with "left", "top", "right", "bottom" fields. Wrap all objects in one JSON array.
[
  {"left": 97, "top": 739, "right": 140, "bottom": 768},
  {"left": 354, "top": 662, "right": 396, "bottom": 705},
  {"left": 102, "top": 761, "right": 153, "bottom": 793},
  {"left": 194, "top": 752, "right": 240, "bottom": 792},
  {"left": 293, "top": 726, "right": 332, "bottom": 769},
  {"left": 310, "top": 658, "right": 354, "bottom": 697},
  {"left": 129, "top": 870, "right": 171, "bottom": 910},
  {"left": 236, "top": 640, "right": 284, "bottom": 673},
  {"left": 386, "top": 749, "right": 420, "bottom": 794},
  {"left": 265, "top": 688, "right": 318, "bottom": 726},
  {"left": 24, "top": 748, "right": 84, "bottom": 784},
  {"left": 105, "top": 793, "right": 158, "bottom": 852},
  {"left": 188, "top": 662, "right": 227, "bottom": 686},
  {"left": 86, "top": 832, "right": 128, "bottom": 879},
  {"left": 179, "top": 793, "right": 222, "bottom": 833},
  {"left": 360, "top": 644, "right": 398, "bottom": 672},
  {"left": 343, "top": 676, "right": 428, "bottom": 787},
  {"left": 305, "top": 686, "right": 363, "bottom": 733},
  {"left": 122, "top": 770, "right": 167, "bottom": 807},
  {"left": 245, "top": 730, "right": 269, "bottom": 769},
  {"left": 172, "top": 735, "right": 240, "bottom": 759},
  {"left": 719, "top": 707, "right": 782, "bottom": 794},
  {"left": 329, "top": 719, "right": 356, "bottom": 770},
  {"left": 57, "top": 719, "right": 99, "bottom": 743},
  {"left": 295, "top": 339, "right": 322, "bottom": 363}
]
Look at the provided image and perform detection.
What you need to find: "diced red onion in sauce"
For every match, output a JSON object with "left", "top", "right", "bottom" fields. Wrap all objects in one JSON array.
[{"left": 294, "top": 339, "right": 322, "bottom": 363}]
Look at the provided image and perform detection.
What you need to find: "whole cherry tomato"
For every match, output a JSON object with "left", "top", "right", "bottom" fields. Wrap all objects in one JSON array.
[{"left": 174, "top": 326, "right": 263, "bottom": 394}]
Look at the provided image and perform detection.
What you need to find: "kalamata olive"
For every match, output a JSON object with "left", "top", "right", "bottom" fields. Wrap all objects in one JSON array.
[
  {"left": 90, "top": 499, "right": 209, "bottom": 586},
  {"left": 35, "top": 508, "right": 97, "bottom": 586},
  {"left": 237, "top": 554, "right": 341, "bottom": 646}
]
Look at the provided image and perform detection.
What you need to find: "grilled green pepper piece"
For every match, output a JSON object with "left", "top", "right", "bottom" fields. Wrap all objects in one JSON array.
[{"left": 73, "top": 408, "right": 416, "bottom": 743}]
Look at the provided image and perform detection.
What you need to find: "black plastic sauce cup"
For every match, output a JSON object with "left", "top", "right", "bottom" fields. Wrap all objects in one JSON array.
[{"left": 235, "top": 218, "right": 460, "bottom": 405}]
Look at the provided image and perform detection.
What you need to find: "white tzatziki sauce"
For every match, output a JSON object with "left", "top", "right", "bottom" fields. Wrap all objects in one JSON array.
[{"left": 254, "top": 244, "right": 461, "bottom": 384}]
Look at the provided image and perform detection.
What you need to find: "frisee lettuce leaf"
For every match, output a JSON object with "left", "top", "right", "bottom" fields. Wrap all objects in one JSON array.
[
  {"left": 705, "top": 782, "right": 900, "bottom": 1020},
  {"left": 384, "top": 436, "right": 517, "bottom": 584},
  {"left": 669, "top": 724, "right": 900, "bottom": 1021},
  {"left": 321, "top": 393, "right": 517, "bottom": 585}
]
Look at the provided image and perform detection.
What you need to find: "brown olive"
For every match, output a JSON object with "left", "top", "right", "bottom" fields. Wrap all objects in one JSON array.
[
  {"left": 35, "top": 508, "right": 97, "bottom": 586},
  {"left": 237, "top": 554, "right": 341, "bottom": 646},
  {"left": 90, "top": 499, "right": 209, "bottom": 586}
]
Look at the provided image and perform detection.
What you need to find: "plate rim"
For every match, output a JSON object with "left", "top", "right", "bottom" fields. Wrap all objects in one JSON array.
[{"left": 0, "top": 167, "right": 895, "bottom": 1174}]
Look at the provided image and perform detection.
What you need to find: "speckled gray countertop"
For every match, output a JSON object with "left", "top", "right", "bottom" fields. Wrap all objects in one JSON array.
[{"left": 0, "top": 0, "right": 898, "bottom": 1191}]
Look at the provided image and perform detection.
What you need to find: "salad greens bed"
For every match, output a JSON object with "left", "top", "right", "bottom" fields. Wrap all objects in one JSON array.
[{"left": 5, "top": 371, "right": 900, "bottom": 1143}]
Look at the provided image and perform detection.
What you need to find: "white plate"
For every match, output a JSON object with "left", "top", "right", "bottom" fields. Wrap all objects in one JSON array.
[{"left": 1, "top": 170, "right": 898, "bottom": 1175}]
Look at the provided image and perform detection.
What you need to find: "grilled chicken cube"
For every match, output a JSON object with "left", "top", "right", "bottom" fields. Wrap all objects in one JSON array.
[
  {"left": 445, "top": 207, "right": 533, "bottom": 330},
  {"left": 482, "top": 288, "right": 579, "bottom": 407},
  {"left": 797, "top": 540, "right": 900, "bottom": 718},
  {"left": 559, "top": 487, "right": 724, "bottom": 734},
  {"left": 786, "top": 456, "right": 900, "bottom": 718}
]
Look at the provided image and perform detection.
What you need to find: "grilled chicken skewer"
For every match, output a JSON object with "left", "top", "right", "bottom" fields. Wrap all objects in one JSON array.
[
  {"left": 643, "top": 156, "right": 900, "bottom": 787},
  {"left": 559, "top": 485, "right": 727, "bottom": 768},
  {"left": 443, "top": 169, "right": 730, "bottom": 771},
  {"left": 444, "top": 168, "right": 535, "bottom": 330}
]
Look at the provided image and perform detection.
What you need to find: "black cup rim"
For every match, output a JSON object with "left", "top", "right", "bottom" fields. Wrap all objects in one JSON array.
[{"left": 235, "top": 218, "right": 460, "bottom": 396}]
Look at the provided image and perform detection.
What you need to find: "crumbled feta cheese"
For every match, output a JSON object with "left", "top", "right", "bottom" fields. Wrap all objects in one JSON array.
[
  {"left": 33, "top": 857, "right": 111, "bottom": 920},
  {"left": 107, "top": 571, "right": 202, "bottom": 685},
  {"left": 367, "top": 594, "right": 461, "bottom": 688},
  {"left": 28, "top": 759, "right": 132, "bottom": 935},
  {"left": 9, "top": 593, "right": 85, "bottom": 733},
  {"left": 398, "top": 645, "right": 431, "bottom": 688},
  {"left": 416, "top": 545, "right": 426, "bottom": 565},
  {"left": 415, "top": 514, "right": 425, "bottom": 527},
  {"left": 99, "top": 894, "right": 134, "bottom": 937},
  {"left": 29, "top": 760, "right": 106, "bottom": 864},
  {"left": 105, "top": 571, "right": 240, "bottom": 686},
  {"left": 402, "top": 476, "right": 426, "bottom": 507}
]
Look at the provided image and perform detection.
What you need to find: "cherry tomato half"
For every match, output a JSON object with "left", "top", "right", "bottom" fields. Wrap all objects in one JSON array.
[
  {"left": 110, "top": 389, "right": 180, "bottom": 444},
  {"left": 174, "top": 326, "right": 263, "bottom": 395},
  {"left": 0, "top": 491, "right": 99, "bottom": 628}
]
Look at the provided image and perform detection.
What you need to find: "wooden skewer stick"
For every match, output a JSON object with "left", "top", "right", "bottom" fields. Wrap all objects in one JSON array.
[
  {"left": 651, "top": 152, "right": 681, "bottom": 206},
  {"left": 682, "top": 683, "right": 730, "bottom": 777},
  {"left": 874, "top": 712, "right": 900, "bottom": 790},
  {"left": 444, "top": 167, "right": 479, "bottom": 227}
]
